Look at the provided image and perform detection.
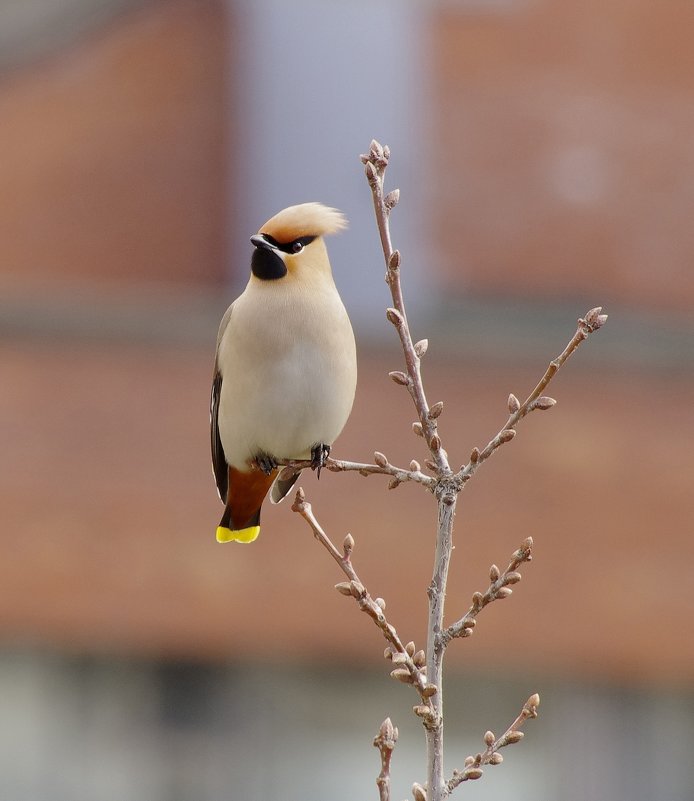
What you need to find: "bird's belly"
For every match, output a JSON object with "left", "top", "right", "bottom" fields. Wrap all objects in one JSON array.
[{"left": 218, "top": 342, "right": 355, "bottom": 468}]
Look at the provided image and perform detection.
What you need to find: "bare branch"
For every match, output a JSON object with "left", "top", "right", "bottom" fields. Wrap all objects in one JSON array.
[
  {"left": 458, "top": 307, "right": 608, "bottom": 482},
  {"left": 374, "top": 718, "right": 398, "bottom": 801},
  {"left": 276, "top": 456, "right": 436, "bottom": 490},
  {"left": 440, "top": 537, "right": 534, "bottom": 647},
  {"left": 360, "top": 140, "right": 451, "bottom": 477},
  {"left": 445, "top": 694, "right": 540, "bottom": 795},
  {"left": 291, "top": 488, "right": 437, "bottom": 713}
]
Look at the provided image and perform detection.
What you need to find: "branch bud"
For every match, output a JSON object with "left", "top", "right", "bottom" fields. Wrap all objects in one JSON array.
[
  {"left": 375, "top": 597, "right": 386, "bottom": 610},
  {"left": 464, "top": 768, "right": 483, "bottom": 780},
  {"left": 421, "top": 683, "right": 438, "bottom": 697},
  {"left": 469, "top": 447, "right": 480, "bottom": 464},
  {"left": 386, "top": 307, "right": 403, "bottom": 326},
  {"left": 504, "top": 731, "right": 524, "bottom": 744},
  {"left": 384, "top": 189, "right": 400, "bottom": 210},
  {"left": 414, "top": 339, "right": 429, "bottom": 358},
  {"left": 389, "top": 371, "right": 409, "bottom": 386},
  {"left": 424, "top": 459, "right": 437, "bottom": 471},
  {"left": 343, "top": 533, "right": 354, "bottom": 555},
  {"left": 409, "top": 460, "right": 421, "bottom": 472},
  {"left": 496, "top": 587, "right": 513, "bottom": 599},
  {"left": 499, "top": 429, "right": 516, "bottom": 443},
  {"left": 388, "top": 250, "right": 401, "bottom": 272},
  {"left": 365, "top": 161, "right": 377, "bottom": 181},
  {"left": 508, "top": 393, "right": 520, "bottom": 413},
  {"left": 504, "top": 571, "right": 522, "bottom": 585},
  {"left": 428, "top": 401, "right": 444, "bottom": 419},
  {"left": 390, "top": 668, "right": 412, "bottom": 683},
  {"left": 484, "top": 731, "right": 495, "bottom": 747},
  {"left": 515, "top": 536, "right": 534, "bottom": 560},
  {"left": 490, "top": 753, "right": 503, "bottom": 765},
  {"left": 412, "top": 422, "right": 424, "bottom": 437},
  {"left": 489, "top": 564, "right": 500, "bottom": 581},
  {"left": 369, "top": 139, "right": 383, "bottom": 159},
  {"left": 377, "top": 716, "right": 396, "bottom": 745},
  {"left": 582, "top": 307, "right": 609, "bottom": 332},
  {"left": 413, "top": 705, "right": 431, "bottom": 718},
  {"left": 429, "top": 434, "right": 441, "bottom": 451},
  {"left": 405, "top": 641, "right": 416, "bottom": 656},
  {"left": 335, "top": 582, "right": 352, "bottom": 596},
  {"left": 472, "top": 591, "right": 485, "bottom": 609},
  {"left": 534, "top": 396, "right": 557, "bottom": 410},
  {"left": 391, "top": 651, "right": 408, "bottom": 665},
  {"left": 413, "top": 649, "right": 426, "bottom": 667},
  {"left": 412, "top": 783, "right": 427, "bottom": 801},
  {"left": 388, "top": 477, "right": 401, "bottom": 490},
  {"left": 524, "top": 693, "right": 540, "bottom": 717},
  {"left": 374, "top": 451, "right": 388, "bottom": 467},
  {"left": 384, "top": 647, "right": 394, "bottom": 660}
]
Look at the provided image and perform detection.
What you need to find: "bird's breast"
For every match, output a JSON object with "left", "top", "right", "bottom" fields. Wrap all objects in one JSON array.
[{"left": 217, "top": 281, "right": 356, "bottom": 467}]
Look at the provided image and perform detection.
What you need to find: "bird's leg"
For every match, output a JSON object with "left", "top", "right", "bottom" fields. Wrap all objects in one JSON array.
[
  {"left": 310, "top": 443, "right": 331, "bottom": 479},
  {"left": 253, "top": 452, "right": 278, "bottom": 475}
]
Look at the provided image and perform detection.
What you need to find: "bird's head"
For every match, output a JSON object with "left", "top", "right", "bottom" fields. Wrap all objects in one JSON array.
[{"left": 249, "top": 202, "right": 347, "bottom": 281}]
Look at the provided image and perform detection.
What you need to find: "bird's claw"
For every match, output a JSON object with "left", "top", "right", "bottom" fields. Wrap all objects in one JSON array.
[
  {"left": 310, "top": 443, "right": 331, "bottom": 478},
  {"left": 254, "top": 453, "right": 278, "bottom": 475}
]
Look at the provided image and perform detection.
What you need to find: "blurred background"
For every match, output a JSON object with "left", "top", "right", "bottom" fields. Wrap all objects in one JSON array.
[{"left": 1, "top": 1, "right": 693, "bottom": 799}]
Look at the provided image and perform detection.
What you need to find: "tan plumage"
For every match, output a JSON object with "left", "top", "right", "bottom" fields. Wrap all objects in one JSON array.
[{"left": 210, "top": 202, "right": 357, "bottom": 543}]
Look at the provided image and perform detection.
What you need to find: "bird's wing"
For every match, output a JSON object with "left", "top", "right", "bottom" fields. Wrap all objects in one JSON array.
[{"left": 210, "top": 304, "right": 234, "bottom": 503}]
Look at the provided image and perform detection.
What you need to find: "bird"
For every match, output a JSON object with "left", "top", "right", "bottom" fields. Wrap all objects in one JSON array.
[{"left": 210, "top": 202, "right": 357, "bottom": 543}]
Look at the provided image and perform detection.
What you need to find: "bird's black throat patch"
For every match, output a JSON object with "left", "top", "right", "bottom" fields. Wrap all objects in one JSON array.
[{"left": 251, "top": 247, "right": 287, "bottom": 280}]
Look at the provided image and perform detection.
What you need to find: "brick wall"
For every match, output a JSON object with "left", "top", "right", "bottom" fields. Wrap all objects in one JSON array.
[
  {"left": 430, "top": 0, "right": 694, "bottom": 311},
  {"left": 0, "top": 0, "right": 229, "bottom": 295}
]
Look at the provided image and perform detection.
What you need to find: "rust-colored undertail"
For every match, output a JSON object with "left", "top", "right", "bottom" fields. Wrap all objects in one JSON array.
[{"left": 216, "top": 466, "right": 277, "bottom": 543}]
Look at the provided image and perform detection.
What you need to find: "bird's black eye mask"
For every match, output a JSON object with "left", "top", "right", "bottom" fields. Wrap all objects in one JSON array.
[
  {"left": 262, "top": 234, "right": 316, "bottom": 254},
  {"left": 251, "top": 234, "right": 317, "bottom": 280}
]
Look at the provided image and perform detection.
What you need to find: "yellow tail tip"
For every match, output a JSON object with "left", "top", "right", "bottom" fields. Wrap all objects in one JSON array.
[{"left": 216, "top": 525, "right": 260, "bottom": 544}]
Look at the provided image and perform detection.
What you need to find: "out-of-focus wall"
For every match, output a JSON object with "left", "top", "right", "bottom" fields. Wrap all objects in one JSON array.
[
  {"left": 430, "top": 0, "right": 694, "bottom": 312},
  {"left": 0, "top": 0, "right": 229, "bottom": 297}
]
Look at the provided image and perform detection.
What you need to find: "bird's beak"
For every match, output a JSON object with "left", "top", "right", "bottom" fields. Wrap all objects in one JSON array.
[{"left": 250, "top": 234, "right": 272, "bottom": 250}]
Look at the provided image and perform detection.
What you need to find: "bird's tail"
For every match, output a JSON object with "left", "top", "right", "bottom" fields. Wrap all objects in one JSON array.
[{"left": 216, "top": 467, "right": 276, "bottom": 543}]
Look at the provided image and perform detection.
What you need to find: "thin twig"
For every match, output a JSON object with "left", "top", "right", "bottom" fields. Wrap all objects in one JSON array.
[
  {"left": 444, "top": 694, "right": 540, "bottom": 795},
  {"left": 360, "top": 140, "right": 451, "bottom": 478},
  {"left": 458, "top": 307, "right": 608, "bottom": 483},
  {"left": 276, "top": 456, "right": 436, "bottom": 490},
  {"left": 374, "top": 718, "right": 398, "bottom": 801},
  {"left": 291, "top": 489, "right": 437, "bottom": 713},
  {"left": 440, "top": 537, "right": 533, "bottom": 647}
]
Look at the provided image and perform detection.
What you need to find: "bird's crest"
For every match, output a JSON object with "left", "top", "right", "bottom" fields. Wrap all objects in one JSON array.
[{"left": 259, "top": 202, "right": 347, "bottom": 244}]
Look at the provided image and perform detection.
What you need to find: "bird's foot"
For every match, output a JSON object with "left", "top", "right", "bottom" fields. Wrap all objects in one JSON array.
[
  {"left": 253, "top": 453, "right": 278, "bottom": 475},
  {"left": 310, "top": 443, "right": 331, "bottom": 479}
]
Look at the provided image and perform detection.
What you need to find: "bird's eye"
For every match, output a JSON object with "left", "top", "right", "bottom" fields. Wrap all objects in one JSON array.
[{"left": 291, "top": 240, "right": 304, "bottom": 254}]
